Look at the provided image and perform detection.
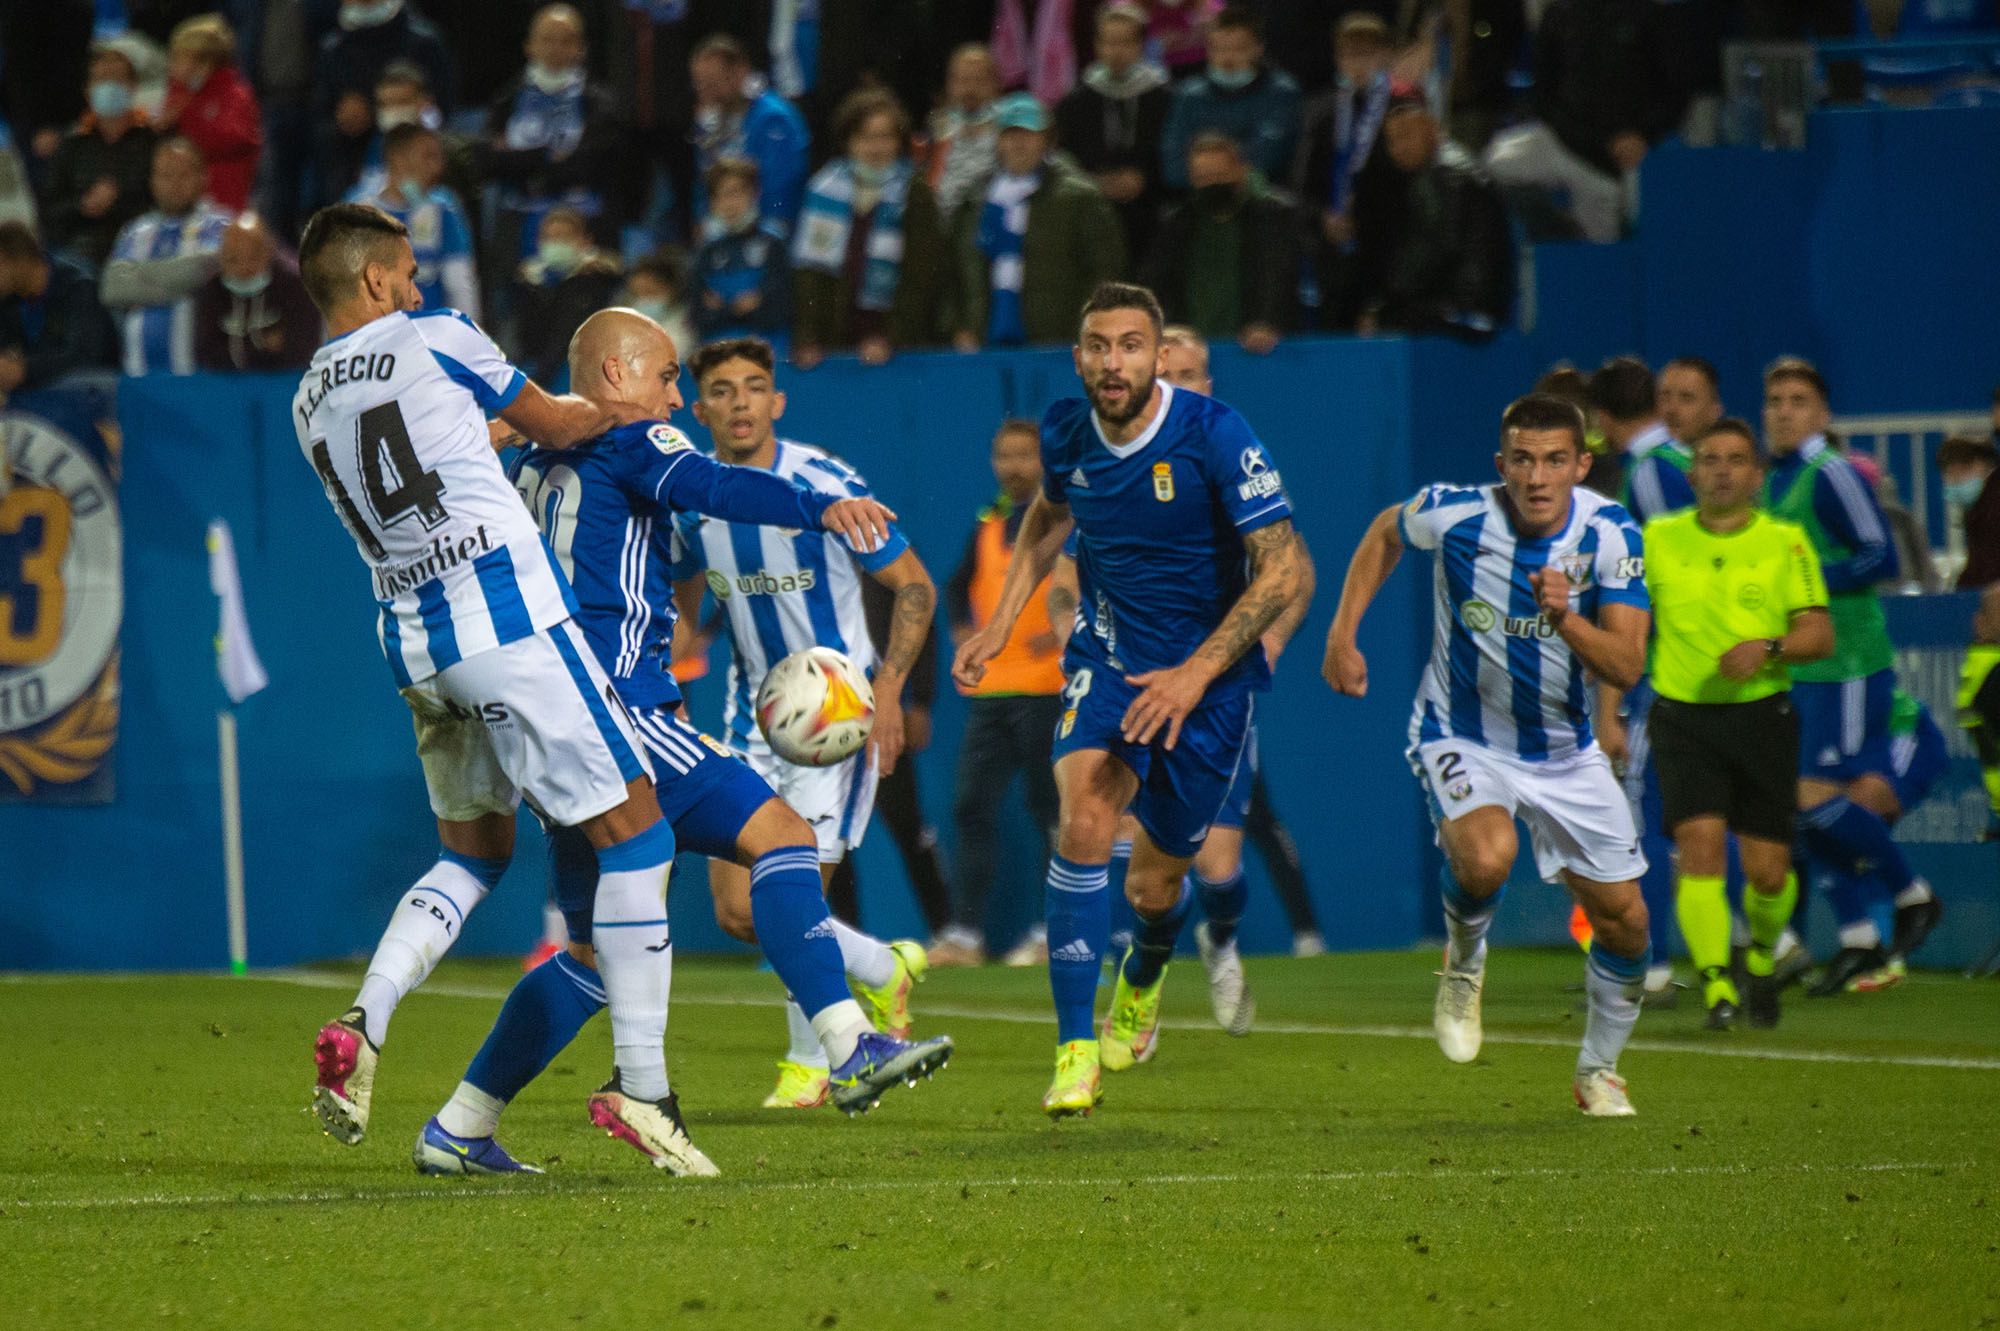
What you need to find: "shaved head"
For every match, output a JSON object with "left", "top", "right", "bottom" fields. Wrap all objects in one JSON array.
[{"left": 569, "top": 308, "right": 684, "bottom": 417}]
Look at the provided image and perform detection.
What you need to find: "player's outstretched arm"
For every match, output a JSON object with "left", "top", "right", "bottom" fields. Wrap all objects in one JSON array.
[
  {"left": 1323, "top": 505, "right": 1405, "bottom": 697},
  {"left": 1262, "top": 534, "right": 1316, "bottom": 668},
  {"left": 1124, "top": 519, "right": 1304, "bottom": 749},
  {"left": 497, "top": 379, "right": 653, "bottom": 449},
  {"left": 655, "top": 450, "right": 897, "bottom": 553},
  {"left": 865, "top": 548, "right": 937, "bottom": 777},
  {"left": 951, "top": 492, "right": 1071, "bottom": 689}
]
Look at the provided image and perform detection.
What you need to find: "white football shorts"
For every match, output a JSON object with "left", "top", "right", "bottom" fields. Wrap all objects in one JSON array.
[
  {"left": 1411, "top": 739, "right": 1647, "bottom": 885},
  {"left": 730, "top": 729, "right": 877, "bottom": 864},
  {"left": 401, "top": 618, "right": 650, "bottom": 825}
]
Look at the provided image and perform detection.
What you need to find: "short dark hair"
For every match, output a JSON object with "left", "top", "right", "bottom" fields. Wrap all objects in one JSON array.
[
  {"left": 1763, "top": 355, "right": 1829, "bottom": 405},
  {"left": 1500, "top": 393, "right": 1588, "bottom": 453},
  {"left": 1078, "top": 281, "right": 1164, "bottom": 337},
  {"left": 833, "top": 88, "right": 909, "bottom": 155},
  {"left": 381, "top": 121, "right": 436, "bottom": 161},
  {"left": 1938, "top": 433, "right": 2000, "bottom": 471},
  {"left": 995, "top": 417, "right": 1039, "bottom": 443},
  {"left": 627, "top": 248, "right": 687, "bottom": 296},
  {"left": 689, "top": 336, "right": 776, "bottom": 386},
  {"left": 0, "top": 219, "right": 43, "bottom": 263},
  {"left": 703, "top": 155, "right": 760, "bottom": 196},
  {"left": 1211, "top": 5, "right": 1261, "bottom": 38},
  {"left": 1693, "top": 417, "right": 1764, "bottom": 462},
  {"left": 298, "top": 202, "right": 411, "bottom": 313},
  {"left": 1662, "top": 355, "right": 1720, "bottom": 394},
  {"left": 1587, "top": 355, "right": 1656, "bottom": 422},
  {"left": 157, "top": 133, "right": 205, "bottom": 167},
  {"left": 693, "top": 33, "right": 748, "bottom": 65},
  {"left": 1532, "top": 363, "right": 1590, "bottom": 410}
]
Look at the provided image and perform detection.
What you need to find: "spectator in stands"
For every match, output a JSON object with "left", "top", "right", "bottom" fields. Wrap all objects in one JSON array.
[
  {"left": 1940, "top": 434, "right": 2000, "bottom": 591},
  {"left": 362, "top": 62, "right": 480, "bottom": 211},
  {"left": 1054, "top": 3, "right": 1171, "bottom": 271},
  {"left": 1658, "top": 354, "right": 1724, "bottom": 445},
  {"left": 933, "top": 416, "right": 1066, "bottom": 968},
  {"left": 1158, "top": 6, "right": 1303, "bottom": 192},
  {"left": 1142, "top": 0, "right": 1225, "bottom": 78},
  {"left": 1356, "top": 91, "right": 1512, "bottom": 342},
  {"left": 42, "top": 45, "right": 159, "bottom": 270},
  {"left": 1141, "top": 131, "right": 1298, "bottom": 354},
  {"left": 1295, "top": 15, "right": 1402, "bottom": 329},
  {"left": 0, "top": 0, "right": 93, "bottom": 179},
  {"left": 159, "top": 15, "right": 262, "bottom": 214},
  {"left": 691, "top": 158, "right": 792, "bottom": 348},
  {"left": 355, "top": 123, "right": 479, "bottom": 317},
  {"left": 101, "top": 136, "right": 232, "bottom": 376},
  {"left": 1482, "top": 0, "right": 1688, "bottom": 243},
  {"left": 689, "top": 34, "right": 810, "bottom": 235},
  {"left": 792, "top": 90, "right": 946, "bottom": 369},
  {"left": 924, "top": 43, "right": 1003, "bottom": 219},
  {"left": 949, "top": 94, "right": 1125, "bottom": 351},
  {"left": 618, "top": 249, "right": 697, "bottom": 371},
  {"left": 511, "top": 206, "right": 622, "bottom": 385},
  {"left": 483, "top": 4, "right": 626, "bottom": 262},
  {"left": 315, "top": 0, "right": 455, "bottom": 209},
  {"left": 0, "top": 221, "right": 117, "bottom": 396},
  {"left": 193, "top": 212, "right": 318, "bottom": 372}
]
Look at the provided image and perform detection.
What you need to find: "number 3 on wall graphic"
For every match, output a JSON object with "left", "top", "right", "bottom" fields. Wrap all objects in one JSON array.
[{"left": 0, "top": 487, "right": 71, "bottom": 667}]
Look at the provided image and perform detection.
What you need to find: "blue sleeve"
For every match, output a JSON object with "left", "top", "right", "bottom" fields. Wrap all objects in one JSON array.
[
  {"left": 1627, "top": 456, "right": 1694, "bottom": 527},
  {"left": 414, "top": 308, "right": 525, "bottom": 411},
  {"left": 655, "top": 449, "right": 835, "bottom": 531},
  {"left": 1812, "top": 461, "right": 1897, "bottom": 590},
  {"left": 1201, "top": 405, "right": 1292, "bottom": 534},
  {"left": 1040, "top": 403, "right": 1072, "bottom": 505},
  {"left": 1592, "top": 518, "right": 1650, "bottom": 611}
]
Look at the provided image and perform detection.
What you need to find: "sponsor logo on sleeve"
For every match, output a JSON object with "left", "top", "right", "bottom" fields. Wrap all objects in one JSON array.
[
  {"left": 1237, "top": 447, "right": 1284, "bottom": 501},
  {"left": 648, "top": 423, "right": 694, "bottom": 455}
]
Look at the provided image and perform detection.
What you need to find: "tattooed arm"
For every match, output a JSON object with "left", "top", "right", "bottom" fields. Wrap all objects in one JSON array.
[
  {"left": 1260, "top": 534, "right": 1315, "bottom": 668},
  {"left": 1122, "top": 520, "right": 1303, "bottom": 749},
  {"left": 864, "top": 547, "right": 937, "bottom": 777},
  {"left": 1046, "top": 552, "right": 1080, "bottom": 651}
]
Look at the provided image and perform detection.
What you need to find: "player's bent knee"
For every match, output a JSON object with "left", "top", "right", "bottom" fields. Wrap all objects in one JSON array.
[{"left": 1450, "top": 847, "right": 1513, "bottom": 897}]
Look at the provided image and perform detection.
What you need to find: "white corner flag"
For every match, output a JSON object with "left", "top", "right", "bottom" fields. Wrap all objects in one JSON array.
[
  {"left": 207, "top": 518, "right": 268, "bottom": 704},
  {"left": 206, "top": 518, "right": 264, "bottom": 975}
]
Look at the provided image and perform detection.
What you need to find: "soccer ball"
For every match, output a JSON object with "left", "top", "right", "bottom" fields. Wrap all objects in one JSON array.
[{"left": 755, "top": 647, "right": 875, "bottom": 767}]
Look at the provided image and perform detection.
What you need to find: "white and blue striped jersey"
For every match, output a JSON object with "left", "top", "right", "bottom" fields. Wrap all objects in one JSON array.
[
  {"left": 1400, "top": 483, "right": 1649, "bottom": 762},
  {"left": 291, "top": 307, "right": 574, "bottom": 687},
  {"left": 107, "top": 202, "right": 232, "bottom": 375},
  {"left": 670, "top": 440, "right": 907, "bottom": 749}
]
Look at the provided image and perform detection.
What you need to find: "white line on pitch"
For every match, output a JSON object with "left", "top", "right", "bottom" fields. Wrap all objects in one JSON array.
[
  {"left": 2, "top": 1158, "right": 1979, "bottom": 1215},
  {"left": 240, "top": 969, "right": 2000, "bottom": 1072}
]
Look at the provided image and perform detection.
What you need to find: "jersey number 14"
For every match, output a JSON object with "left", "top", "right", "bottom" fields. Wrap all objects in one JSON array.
[{"left": 310, "top": 400, "right": 449, "bottom": 560}]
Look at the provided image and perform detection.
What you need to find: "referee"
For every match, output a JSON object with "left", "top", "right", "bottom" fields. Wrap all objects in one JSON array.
[{"left": 1644, "top": 420, "right": 1833, "bottom": 1030}]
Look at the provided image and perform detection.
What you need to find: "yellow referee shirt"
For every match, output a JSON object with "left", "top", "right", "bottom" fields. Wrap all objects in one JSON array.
[{"left": 1643, "top": 509, "right": 1828, "bottom": 704}]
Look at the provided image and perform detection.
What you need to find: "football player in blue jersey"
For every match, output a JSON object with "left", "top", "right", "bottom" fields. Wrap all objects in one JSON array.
[
  {"left": 670, "top": 336, "right": 946, "bottom": 1110},
  {"left": 413, "top": 310, "right": 953, "bottom": 1173},
  {"left": 952, "top": 282, "right": 1305, "bottom": 1118},
  {"left": 1324, "top": 393, "right": 1656, "bottom": 1116}
]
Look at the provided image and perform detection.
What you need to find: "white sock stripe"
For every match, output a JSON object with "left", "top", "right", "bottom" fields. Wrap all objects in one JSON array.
[{"left": 752, "top": 851, "right": 821, "bottom": 886}]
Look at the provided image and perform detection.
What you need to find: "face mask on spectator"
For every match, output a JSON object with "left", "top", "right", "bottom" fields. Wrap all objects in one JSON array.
[
  {"left": 525, "top": 62, "right": 583, "bottom": 95},
  {"left": 222, "top": 271, "right": 272, "bottom": 298},
  {"left": 89, "top": 81, "right": 135, "bottom": 120},
  {"left": 539, "top": 240, "right": 581, "bottom": 274},
  {"left": 1946, "top": 476, "right": 1988, "bottom": 507},
  {"left": 341, "top": 0, "right": 403, "bottom": 31},
  {"left": 398, "top": 178, "right": 426, "bottom": 207},
  {"left": 851, "top": 161, "right": 892, "bottom": 188},
  {"left": 1208, "top": 64, "right": 1256, "bottom": 89}
]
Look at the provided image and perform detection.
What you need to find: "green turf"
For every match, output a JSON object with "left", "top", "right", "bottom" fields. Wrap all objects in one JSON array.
[{"left": 2, "top": 950, "right": 1996, "bottom": 1330}]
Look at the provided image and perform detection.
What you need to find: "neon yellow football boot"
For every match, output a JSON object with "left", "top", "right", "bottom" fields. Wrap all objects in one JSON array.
[
  {"left": 1042, "top": 1039, "right": 1103, "bottom": 1119},
  {"left": 1099, "top": 951, "right": 1165, "bottom": 1071},
  {"left": 761, "top": 1059, "right": 830, "bottom": 1109},
  {"left": 854, "top": 939, "right": 927, "bottom": 1039}
]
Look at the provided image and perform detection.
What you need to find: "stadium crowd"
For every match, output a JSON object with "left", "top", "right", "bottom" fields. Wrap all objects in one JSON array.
[{"left": 11, "top": 0, "right": 1948, "bottom": 395}]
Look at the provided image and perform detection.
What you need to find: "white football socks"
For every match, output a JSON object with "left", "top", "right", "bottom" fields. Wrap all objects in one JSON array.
[
  {"left": 354, "top": 857, "right": 494, "bottom": 1044},
  {"left": 437, "top": 1080, "right": 505, "bottom": 1139},
  {"left": 783, "top": 997, "right": 829, "bottom": 1070},
  {"left": 829, "top": 918, "right": 896, "bottom": 988},
  {"left": 592, "top": 847, "right": 674, "bottom": 1103}
]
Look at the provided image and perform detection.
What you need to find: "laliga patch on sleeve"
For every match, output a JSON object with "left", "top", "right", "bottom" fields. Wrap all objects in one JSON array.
[{"left": 648, "top": 423, "right": 694, "bottom": 455}]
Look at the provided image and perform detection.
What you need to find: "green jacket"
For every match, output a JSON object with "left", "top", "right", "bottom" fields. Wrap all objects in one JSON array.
[
  {"left": 947, "top": 154, "right": 1127, "bottom": 344},
  {"left": 792, "top": 173, "right": 948, "bottom": 351}
]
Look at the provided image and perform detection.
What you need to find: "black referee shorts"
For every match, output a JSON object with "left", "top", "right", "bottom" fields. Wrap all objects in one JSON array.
[{"left": 1649, "top": 693, "right": 1799, "bottom": 844}]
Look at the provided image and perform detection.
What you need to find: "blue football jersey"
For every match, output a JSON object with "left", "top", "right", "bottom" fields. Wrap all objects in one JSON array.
[
  {"left": 511, "top": 421, "right": 836, "bottom": 707},
  {"left": 1041, "top": 383, "right": 1293, "bottom": 692}
]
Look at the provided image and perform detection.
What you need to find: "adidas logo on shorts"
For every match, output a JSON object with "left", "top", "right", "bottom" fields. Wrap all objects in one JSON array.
[{"left": 1049, "top": 939, "right": 1096, "bottom": 963}]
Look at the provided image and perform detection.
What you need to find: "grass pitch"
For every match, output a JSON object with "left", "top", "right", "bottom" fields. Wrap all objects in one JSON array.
[{"left": 3, "top": 950, "right": 1996, "bottom": 1330}]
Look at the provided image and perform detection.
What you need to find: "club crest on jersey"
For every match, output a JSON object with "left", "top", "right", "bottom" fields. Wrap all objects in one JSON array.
[
  {"left": 647, "top": 423, "right": 693, "bottom": 455},
  {"left": 1059, "top": 708, "right": 1077, "bottom": 738},
  {"left": 1737, "top": 582, "right": 1767, "bottom": 609},
  {"left": 1152, "top": 461, "right": 1174, "bottom": 502},
  {"left": 1237, "top": 448, "right": 1283, "bottom": 501},
  {"left": 1558, "top": 553, "right": 1593, "bottom": 586}
]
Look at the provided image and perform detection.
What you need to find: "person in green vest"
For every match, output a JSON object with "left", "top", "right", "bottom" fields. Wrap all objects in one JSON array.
[
  {"left": 1645, "top": 418, "right": 1832, "bottom": 1027},
  {"left": 1760, "top": 357, "right": 1941, "bottom": 992}
]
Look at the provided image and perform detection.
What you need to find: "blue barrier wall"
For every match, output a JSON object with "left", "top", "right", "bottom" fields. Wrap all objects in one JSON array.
[{"left": 8, "top": 104, "right": 1998, "bottom": 971}]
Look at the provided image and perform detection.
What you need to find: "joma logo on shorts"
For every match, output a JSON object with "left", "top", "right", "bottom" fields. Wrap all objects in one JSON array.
[{"left": 737, "top": 569, "right": 817, "bottom": 596}]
